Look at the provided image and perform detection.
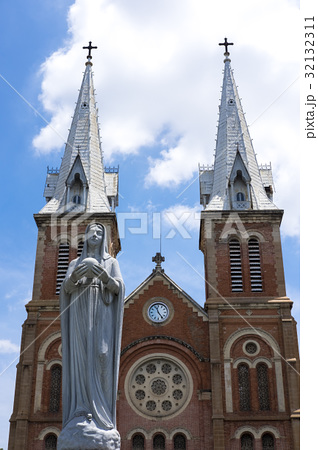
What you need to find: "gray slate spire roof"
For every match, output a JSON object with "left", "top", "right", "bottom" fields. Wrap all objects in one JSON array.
[
  {"left": 40, "top": 56, "right": 112, "bottom": 214},
  {"left": 199, "top": 46, "right": 277, "bottom": 211}
]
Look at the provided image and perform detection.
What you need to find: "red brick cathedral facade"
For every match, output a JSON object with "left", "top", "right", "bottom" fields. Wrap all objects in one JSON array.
[{"left": 8, "top": 46, "right": 300, "bottom": 450}]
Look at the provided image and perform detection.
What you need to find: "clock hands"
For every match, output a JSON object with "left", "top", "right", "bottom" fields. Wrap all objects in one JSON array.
[
  {"left": 148, "top": 302, "right": 169, "bottom": 322},
  {"left": 155, "top": 304, "right": 164, "bottom": 319}
]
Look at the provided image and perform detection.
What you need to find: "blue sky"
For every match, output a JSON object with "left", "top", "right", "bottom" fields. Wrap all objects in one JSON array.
[{"left": 0, "top": 0, "right": 304, "bottom": 447}]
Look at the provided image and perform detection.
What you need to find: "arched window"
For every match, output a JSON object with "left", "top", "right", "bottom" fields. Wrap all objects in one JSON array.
[
  {"left": 238, "top": 363, "right": 250, "bottom": 411},
  {"left": 132, "top": 434, "right": 145, "bottom": 449},
  {"left": 229, "top": 238, "right": 243, "bottom": 292},
  {"left": 45, "top": 434, "right": 57, "bottom": 449},
  {"left": 73, "top": 194, "right": 81, "bottom": 204},
  {"left": 174, "top": 433, "right": 186, "bottom": 449},
  {"left": 248, "top": 238, "right": 263, "bottom": 292},
  {"left": 262, "top": 433, "right": 275, "bottom": 449},
  {"left": 257, "top": 363, "right": 270, "bottom": 411},
  {"left": 153, "top": 434, "right": 165, "bottom": 449},
  {"left": 241, "top": 433, "right": 254, "bottom": 450},
  {"left": 237, "top": 192, "right": 245, "bottom": 201},
  {"left": 55, "top": 242, "right": 70, "bottom": 295},
  {"left": 49, "top": 365, "right": 62, "bottom": 412}
]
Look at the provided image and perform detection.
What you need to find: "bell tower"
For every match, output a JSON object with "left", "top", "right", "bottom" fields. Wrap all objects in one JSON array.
[
  {"left": 199, "top": 40, "right": 300, "bottom": 449},
  {"left": 8, "top": 44, "right": 121, "bottom": 449}
]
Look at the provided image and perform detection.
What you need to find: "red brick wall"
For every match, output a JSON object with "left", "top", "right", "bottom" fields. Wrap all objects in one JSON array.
[{"left": 118, "top": 277, "right": 213, "bottom": 449}]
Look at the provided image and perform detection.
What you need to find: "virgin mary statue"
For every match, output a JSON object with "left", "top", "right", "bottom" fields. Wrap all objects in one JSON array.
[{"left": 58, "top": 223, "right": 124, "bottom": 450}]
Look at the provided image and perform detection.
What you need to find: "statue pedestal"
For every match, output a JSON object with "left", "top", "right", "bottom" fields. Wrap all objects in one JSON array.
[{"left": 57, "top": 415, "right": 120, "bottom": 450}]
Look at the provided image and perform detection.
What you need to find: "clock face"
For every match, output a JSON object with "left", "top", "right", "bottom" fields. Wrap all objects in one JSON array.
[{"left": 148, "top": 302, "right": 169, "bottom": 323}]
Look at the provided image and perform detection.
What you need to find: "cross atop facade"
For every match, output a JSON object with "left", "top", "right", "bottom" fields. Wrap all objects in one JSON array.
[
  {"left": 83, "top": 41, "right": 98, "bottom": 59},
  {"left": 219, "top": 37, "right": 233, "bottom": 54},
  {"left": 152, "top": 252, "right": 165, "bottom": 272}
]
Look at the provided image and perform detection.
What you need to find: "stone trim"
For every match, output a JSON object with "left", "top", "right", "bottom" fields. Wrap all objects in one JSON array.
[
  {"left": 126, "top": 427, "right": 192, "bottom": 440},
  {"left": 34, "top": 331, "right": 61, "bottom": 413},
  {"left": 233, "top": 356, "right": 272, "bottom": 369},
  {"left": 124, "top": 353, "right": 193, "bottom": 421},
  {"left": 45, "top": 359, "right": 62, "bottom": 370},
  {"left": 233, "top": 425, "right": 281, "bottom": 439},
  {"left": 121, "top": 335, "right": 210, "bottom": 362},
  {"left": 223, "top": 328, "right": 285, "bottom": 413},
  {"left": 37, "top": 426, "right": 61, "bottom": 440}
]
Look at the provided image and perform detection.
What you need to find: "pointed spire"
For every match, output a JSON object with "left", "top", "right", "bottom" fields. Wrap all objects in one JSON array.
[
  {"left": 40, "top": 44, "right": 112, "bottom": 214},
  {"left": 202, "top": 40, "right": 277, "bottom": 211}
]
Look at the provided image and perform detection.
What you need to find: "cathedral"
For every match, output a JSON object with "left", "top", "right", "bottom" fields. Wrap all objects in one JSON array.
[{"left": 8, "top": 41, "right": 300, "bottom": 450}]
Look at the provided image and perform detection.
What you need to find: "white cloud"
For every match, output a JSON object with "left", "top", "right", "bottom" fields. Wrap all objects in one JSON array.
[
  {"left": 0, "top": 340, "right": 19, "bottom": 354},
  {"left": 32, "top": 0, "right": 300, "bottom": 237},
  {"left": 162, "top": 203, "right": 201, "bottom": 239}
]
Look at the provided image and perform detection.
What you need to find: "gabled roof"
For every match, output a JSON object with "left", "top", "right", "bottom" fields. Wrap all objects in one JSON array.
[
  {"left": 66, "top": 154, "right": 87, "bottom": 187},
  {"left": 124, "top": 268, "right": 208, "bottom": 322},
  {"left": 229, "top": 149, "right": 251, "bottom": 183},
  {"left": 205, "top": 51, "right": 277, "bottom": 211},
  {"left": 39, "top": 58, "right": 110, "bottom": 214}
]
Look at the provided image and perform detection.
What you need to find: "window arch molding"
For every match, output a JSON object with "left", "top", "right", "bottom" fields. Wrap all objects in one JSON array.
[
  {"left": 151, "top": 429, "right": 169, "bottom": 439},
  {"left": 233, "top": 426, "right": 258, "bottom": 440},
  {"left": 258, "top": 426, "right": 280, "bottom": 439},
  {"left": 232, "top": 425, "right": 281, "bottom": 439},
  {"left": 246, "top": 231, "right": 265, "bottom": 243},
  {"left": 171, "top": 428, "right": 192, "bottom": 440},
  {"left": 226, "top": 233, "right": 244, "bottom": 244},
  {"left": 223, "top": 329, "right": 280, "bottom": 361},
  {"left": 38, "top": 331, "right": 62, "bottom": 362},
  {"left": 54, "top": 234, "right": 70, "bottom": 246},
  {"left": 232, "top": 357, "right": 272, "bottom": 370},
  {"left": 251, "top": 357, "right": 272, "bottom": 369},
  {"left": 233, "top": 425, "right": 280, "bottom": 440},
  {"left": 233, "top": 358, "right": 253, "bottom": 369},
  {"left": 46, "top": 359, "right": 62, "bottom": 370},
  {"left": 34, "top": 332, "right": 61, "bottom": 413},
  {"left": 37, "top": 427, "right": 60, "bottom": 440},
  {"left": 223, "top": 329, "right": 285, "bottom": 413},
  {"left": 126, "top": 428, "right": 150, "bottom": 440}
]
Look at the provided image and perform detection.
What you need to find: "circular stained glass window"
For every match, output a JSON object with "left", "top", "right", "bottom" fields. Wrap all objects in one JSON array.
[
  {"left": 245, "top": 342, "right": 257, "bottom": 354},
  {"left": 126, "top": 355, "right": 193, "bottom": 419},
  {"left": 243, "top": 340, "right": 260, "bottom": 356}
]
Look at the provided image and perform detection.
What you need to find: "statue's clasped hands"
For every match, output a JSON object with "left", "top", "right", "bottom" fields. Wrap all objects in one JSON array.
[{"left": 70, "top": 261, "right": 110, "bottom": 284}]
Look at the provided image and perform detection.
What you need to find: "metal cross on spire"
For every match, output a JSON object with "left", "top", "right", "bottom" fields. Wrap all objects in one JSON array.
[
  {"left": 83, "top": 41, "right": 98, "bottom": 59},
  {"left": 219, "top": 37, "right": 233, "bottom": 55}
]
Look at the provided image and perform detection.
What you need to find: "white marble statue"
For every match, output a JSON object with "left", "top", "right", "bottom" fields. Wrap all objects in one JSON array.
[{"left": 57, "top": 223, "right": 124, "bottom": 450}]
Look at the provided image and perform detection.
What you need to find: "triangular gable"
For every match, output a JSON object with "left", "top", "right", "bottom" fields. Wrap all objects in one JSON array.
[
  {"left": 66, "top": 154, "right": 88, "bottom": 187},
  {"left": 124, "top": 270, "right": 208, "bottom": 321},
  {"left": 229, "top": 150, "right": 251, "bottom": 184}
]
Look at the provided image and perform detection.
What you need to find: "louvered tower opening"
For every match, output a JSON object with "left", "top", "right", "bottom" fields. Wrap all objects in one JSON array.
[
  {"left": 55, "top": 242, "right": 70, "bottom": 295},
  {"left": 248, "top": 238, "right": 263, "bottom": 292},
  {"left": 229, "top": 238, "right": 243, "bottom": 292},
  {"left": 77, "top": 240, "right": 84, "bottom": 258}
]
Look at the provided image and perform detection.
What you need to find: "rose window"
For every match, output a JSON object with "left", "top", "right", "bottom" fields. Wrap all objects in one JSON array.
[
  {"left": 245, "top": 342, "right": 257, "bottom": 354},
  {"left": 126, "top": 355, "right": 192, "bottom": 418},
  {"left": 151, "top": 379, "right": 167, "bottom": 395}
]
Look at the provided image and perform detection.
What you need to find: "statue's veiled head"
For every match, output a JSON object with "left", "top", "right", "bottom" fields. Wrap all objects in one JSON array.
[{"left": 79, "top": 222, "right": 109, "bottom": 261}]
